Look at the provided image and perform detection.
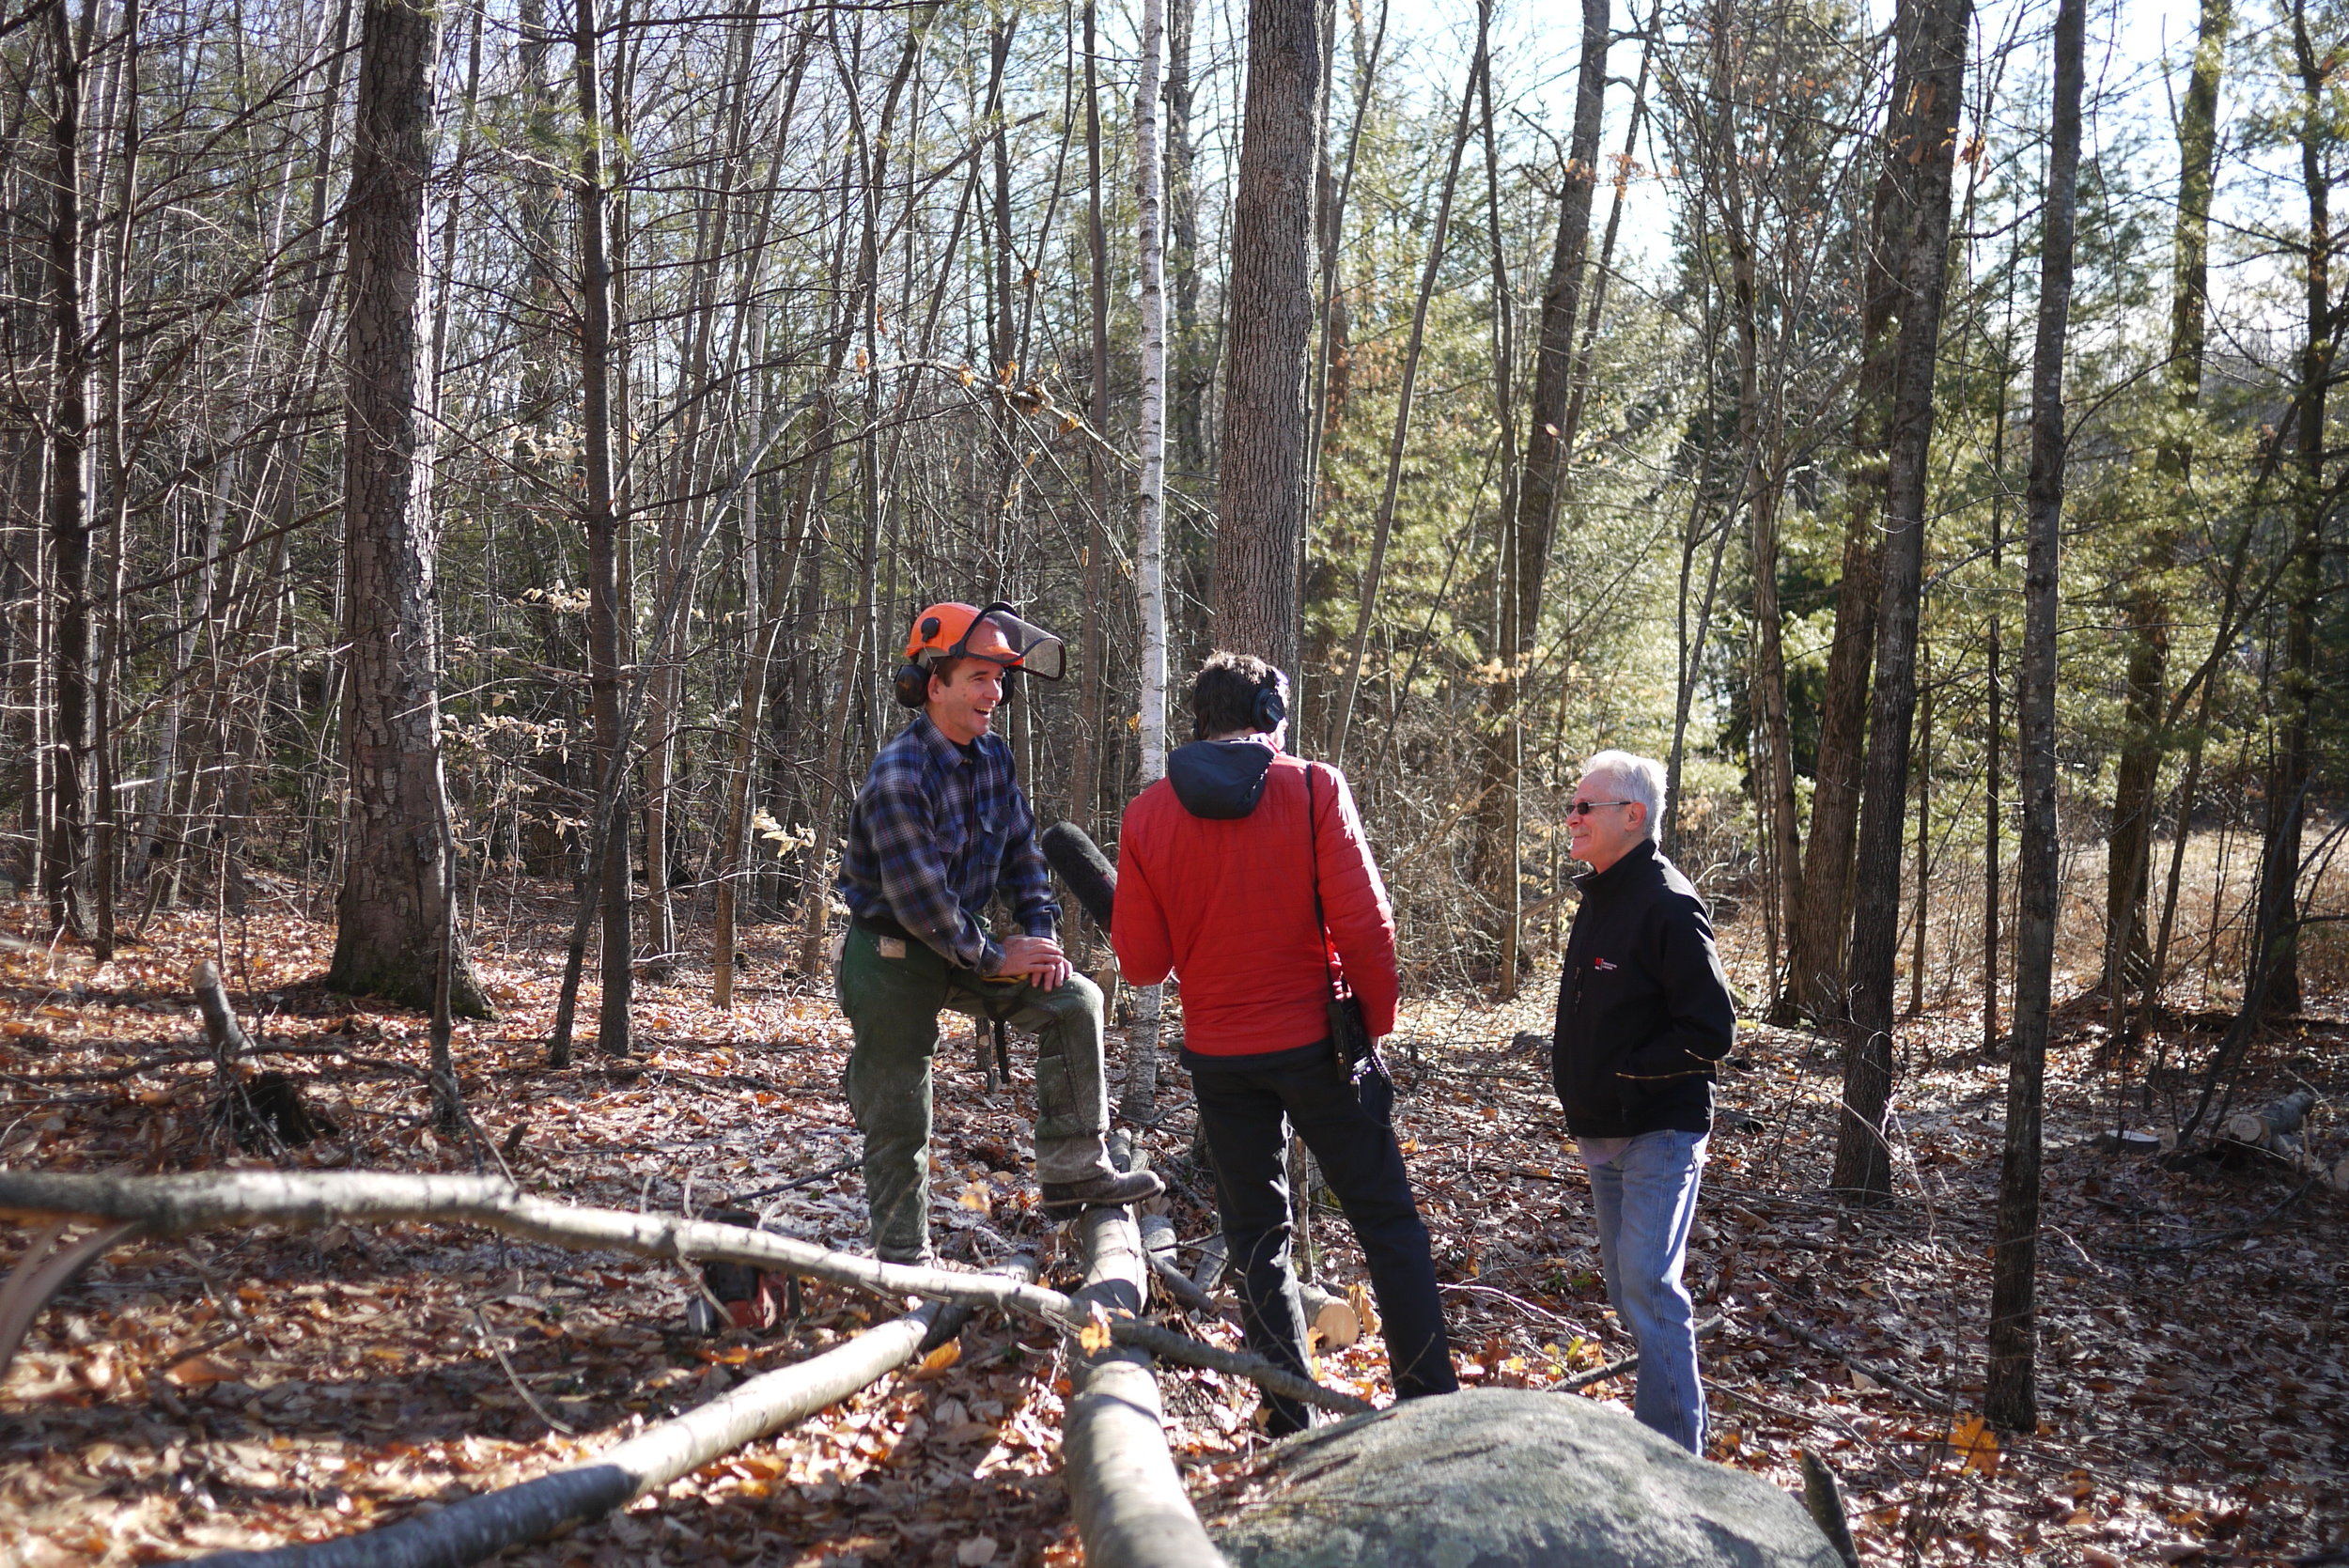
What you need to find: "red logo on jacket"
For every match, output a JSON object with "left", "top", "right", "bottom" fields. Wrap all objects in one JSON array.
[{"left": 1592, "top": 956, "right": 1618, "bottom": 971}]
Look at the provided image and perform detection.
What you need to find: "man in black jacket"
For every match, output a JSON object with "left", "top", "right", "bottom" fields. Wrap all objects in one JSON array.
[{"left": 1551, "top": 749, "right": 1735, "bottom": 1452}]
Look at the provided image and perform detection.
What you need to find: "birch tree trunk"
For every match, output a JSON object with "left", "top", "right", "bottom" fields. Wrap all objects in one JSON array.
[
  {"left": 327, "top": 0, "right": 491, "bottom": 1019},
  {"left": 1123, "top": 0, "right": 1172, "bottom": 1126},
  {"left": 1986, "top": 0, "right": 2080, "bottom": 1429}
]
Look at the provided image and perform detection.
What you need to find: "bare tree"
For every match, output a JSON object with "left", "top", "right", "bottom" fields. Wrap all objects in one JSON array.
[
  {"left": 1986, "top": 0, "right": 2082, "bottom": 1430},
  {"left": 1830, "top": 0, "right": 1971, "bottom": 1203},
  {"left": 327, "top": 0, "right": 490, "bottom": 1019}
]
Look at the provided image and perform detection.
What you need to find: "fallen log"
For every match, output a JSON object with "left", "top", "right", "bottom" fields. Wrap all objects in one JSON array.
[
  {"left": 1190, "top": 1232, "right": 1228, "bottom": 1293},
  {"left": 1298, "top": 1281, "right": 1360, "bottom": 1350},
  {"left": 0, "top": 1170, "right": 1077, "bottom": 1328},
  {"left": 2222, "top": 1089, "right": 2314, "bottom": 1148},
  {"left": 1063, "top": 1157, "right": 1227, "bottom": 1568},
  {"left": 0, "top": 1169, "right": 1374, "bottom": 1416},
  {"left": 193, "top": 1256, "right": 1036, "bottom": 1568},
  {"left": 2217, "top": 1090, "right": 2344, "bottom": 1189}
]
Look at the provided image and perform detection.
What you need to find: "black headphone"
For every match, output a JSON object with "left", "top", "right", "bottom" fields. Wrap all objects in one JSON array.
[{"left": 1252, "top": 680, "right": 1287, "bottom": 734}]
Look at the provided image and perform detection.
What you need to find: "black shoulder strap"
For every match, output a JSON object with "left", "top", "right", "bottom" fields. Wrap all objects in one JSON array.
[{"left": 1304, "top": 764, "right": 1344, "bottom": 1003}]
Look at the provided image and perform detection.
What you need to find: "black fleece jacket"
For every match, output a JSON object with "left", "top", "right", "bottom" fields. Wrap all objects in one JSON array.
[{"left": 1550, "top": 838, "right": 1737, "bottom": 1138}]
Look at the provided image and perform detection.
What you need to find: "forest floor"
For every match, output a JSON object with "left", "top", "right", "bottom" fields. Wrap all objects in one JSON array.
[{"left": 0, "top": 880, "right": 2342, "bottom": 1567}]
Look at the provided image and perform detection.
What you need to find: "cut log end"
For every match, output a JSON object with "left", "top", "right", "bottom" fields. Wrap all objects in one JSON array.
[{"left": 1298, "top": 1281, "right": 1360, "bottom": 1350}]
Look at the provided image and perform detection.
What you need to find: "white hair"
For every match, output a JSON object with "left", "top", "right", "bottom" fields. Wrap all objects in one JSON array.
[{"left": 1579, "top": 750, "right": 1668, "bottom": 843}]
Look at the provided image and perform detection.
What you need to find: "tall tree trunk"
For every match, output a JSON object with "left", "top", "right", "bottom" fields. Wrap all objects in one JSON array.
[
  {"left": 1122, "top": 0, "right": 1171, "bottom": 1125},
  {"left": 1985, "top": 0, "right": 2079, "bottom": 1428},
  {"left": 1068, "top": 0, "right": 1112, "bottom": 836},
  {"left": 1778, "top": 149, "right": 1913, "bottom": 1028},
  {"left": 327, "top": 0, "right": 490, "bottom": 1019},
  {"left": 40, "top": 0, "right": 91, "bottom": 940},
  {"left": 1829, "top": 0, "right": 1970, "bottom": 1203},
  {"left": 1983, "top": 394, "right": 2005, "bottom": 1056},
  {"left": 2259, "top": 0, "right": 2333, "bottom": 1019},
  {"left": 1211, "top": 0, "right": 1325, "bottom": 671},
  {"left": 2104, "top": 0, "right": 2229, "bottom": 1009},
  {"left": 553, "top": 0, "right": 634, "bottom": 1060},
  {"left": 1477, "top": 11, "right": 1523, "bottom": 997},
  {"left": 1164, "top": 0, "right": 1204, "bottom": 486}
]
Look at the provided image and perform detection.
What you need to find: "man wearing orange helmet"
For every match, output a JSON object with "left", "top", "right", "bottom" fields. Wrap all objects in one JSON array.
[{"left": 836, "top": 602, "right": 1161, "bottom": 1265}]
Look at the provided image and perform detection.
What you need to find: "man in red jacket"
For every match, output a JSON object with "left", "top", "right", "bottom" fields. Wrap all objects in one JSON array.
[{"left": 1113, "top": 652, "right": 1455, "bottom": 1433}]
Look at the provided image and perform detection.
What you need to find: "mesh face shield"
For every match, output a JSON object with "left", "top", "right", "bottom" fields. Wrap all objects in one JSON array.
[{"left": 950, "top": 602, "right": 1066, "bottom": 681}]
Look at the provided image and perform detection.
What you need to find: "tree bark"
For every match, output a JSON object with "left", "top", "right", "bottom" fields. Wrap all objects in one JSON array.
[
  {"left": 1984, "top": 0, "right": 2079, "bottom": 1432},
  {"left": 1068, "top": 0, "right": 1112, "bottom": 836},
  {"left": 1064, "top": 1157, "right": 1230, "bottom": 1568},
  {"left": 39, "top": 0, "right": 91, "bottom": 941},
  {"left": 583, "top": 0, "right": 633, "bottom": 1057},
  {"left": 1778, "top": 148, "right": 1910, "bottom": 1028},
  {"left": 1123, "top": 0, "right": 1173, "bottom": 1125},
  {"left": 1211, "top": 0, "right": 1325, "bottom": 671},
  {"left": 1829, "top": 0, "right": 1969, "bottom": 1203},
  {"left": 326, "top": 0, "right": 490, "bottom": 1019},
  {"left": 2259, "top": 0, "right": 2334, "bottom": 1019}
]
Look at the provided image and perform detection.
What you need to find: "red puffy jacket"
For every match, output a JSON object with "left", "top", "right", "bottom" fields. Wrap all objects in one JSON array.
[{"left": 1112, "top": 744, "right": 1399, "bottom": 1058}]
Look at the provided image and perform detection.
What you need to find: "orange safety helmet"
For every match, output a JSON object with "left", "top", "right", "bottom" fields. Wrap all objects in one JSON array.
[{"left": 894, "top": 600, "right": 1066, "bottom": 707}]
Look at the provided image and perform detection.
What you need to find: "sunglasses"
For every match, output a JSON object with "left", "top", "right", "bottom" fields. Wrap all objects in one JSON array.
[{"left": 1566, "top": 800, "right": 1634, "bottom": 816}]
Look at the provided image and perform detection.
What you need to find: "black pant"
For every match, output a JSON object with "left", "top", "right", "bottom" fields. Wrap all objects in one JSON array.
[{"left": 1192, "top": 1052, "right": 1457, "bottom": 1432}]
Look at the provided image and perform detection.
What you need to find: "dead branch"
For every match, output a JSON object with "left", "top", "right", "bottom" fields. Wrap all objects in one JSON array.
[
  {"left": 0, "top": 1169, "right": 1374, "bottom": 1416},
  {"left": 1554, "top": 1313, "right": 1725, "bottom": 1393},
  {"left": 192, "top": 1256, "right": 1039, "bottom": 1568},
  {"left": 1109, "top": 1321, "right": 1372, "bottom": 1417}
]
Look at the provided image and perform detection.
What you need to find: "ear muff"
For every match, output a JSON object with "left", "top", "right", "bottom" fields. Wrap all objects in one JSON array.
[
  {"left": 1252, "top": 683, "right": 1287, "bottom": 734},
  {"left": 893, "top": 663, "right": 932, "bottom": 709}
]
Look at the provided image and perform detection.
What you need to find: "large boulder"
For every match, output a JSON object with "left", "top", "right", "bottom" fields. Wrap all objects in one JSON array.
[{"left": 1206, "top": 1388, "right": 1843, "bottom": 1568}]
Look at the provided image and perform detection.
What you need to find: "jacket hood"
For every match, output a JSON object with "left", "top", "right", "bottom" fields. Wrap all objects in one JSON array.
[{"left": 1166, "top": 739, "right": 1276, "bottom": 819}]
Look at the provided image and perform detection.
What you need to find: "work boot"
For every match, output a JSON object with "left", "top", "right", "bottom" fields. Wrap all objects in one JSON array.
[{"left": 1038, "top": 1169, "right": 1165, "bottom": 1213}]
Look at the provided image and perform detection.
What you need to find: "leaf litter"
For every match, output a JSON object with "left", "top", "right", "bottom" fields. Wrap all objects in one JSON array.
[{"left": 1, "top": 881, "right": 2343, "bottom": 1565}]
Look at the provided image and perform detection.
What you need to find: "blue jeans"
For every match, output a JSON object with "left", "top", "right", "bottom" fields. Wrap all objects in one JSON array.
[{"left": 1581, "top": 1128, "right": 1708, "bottom": 1452}]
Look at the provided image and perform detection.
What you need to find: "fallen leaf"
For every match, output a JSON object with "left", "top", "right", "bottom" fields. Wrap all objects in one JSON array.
[
  {"left": 1079, "top": 1303, "right": 1113, "bottom": 1357},
  {"left": 1949, "top": 1413, "right": 1999, "bottom": 1476},
  {"left": 906, "top": 1340, "right": 961, "bottom": 1380},
  {"left": 164, "top": 1355, "right": 239, "bottom": 1388}
]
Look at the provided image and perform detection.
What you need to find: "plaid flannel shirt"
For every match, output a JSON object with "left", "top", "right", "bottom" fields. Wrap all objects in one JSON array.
[{"left": 838, "top": 713, "right": 1058, "bottom": 973}]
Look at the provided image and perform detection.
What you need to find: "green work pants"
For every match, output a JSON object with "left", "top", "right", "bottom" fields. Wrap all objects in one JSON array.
[{"left": 837, "top": 925, "right": 1113, "bottom": 1262}]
